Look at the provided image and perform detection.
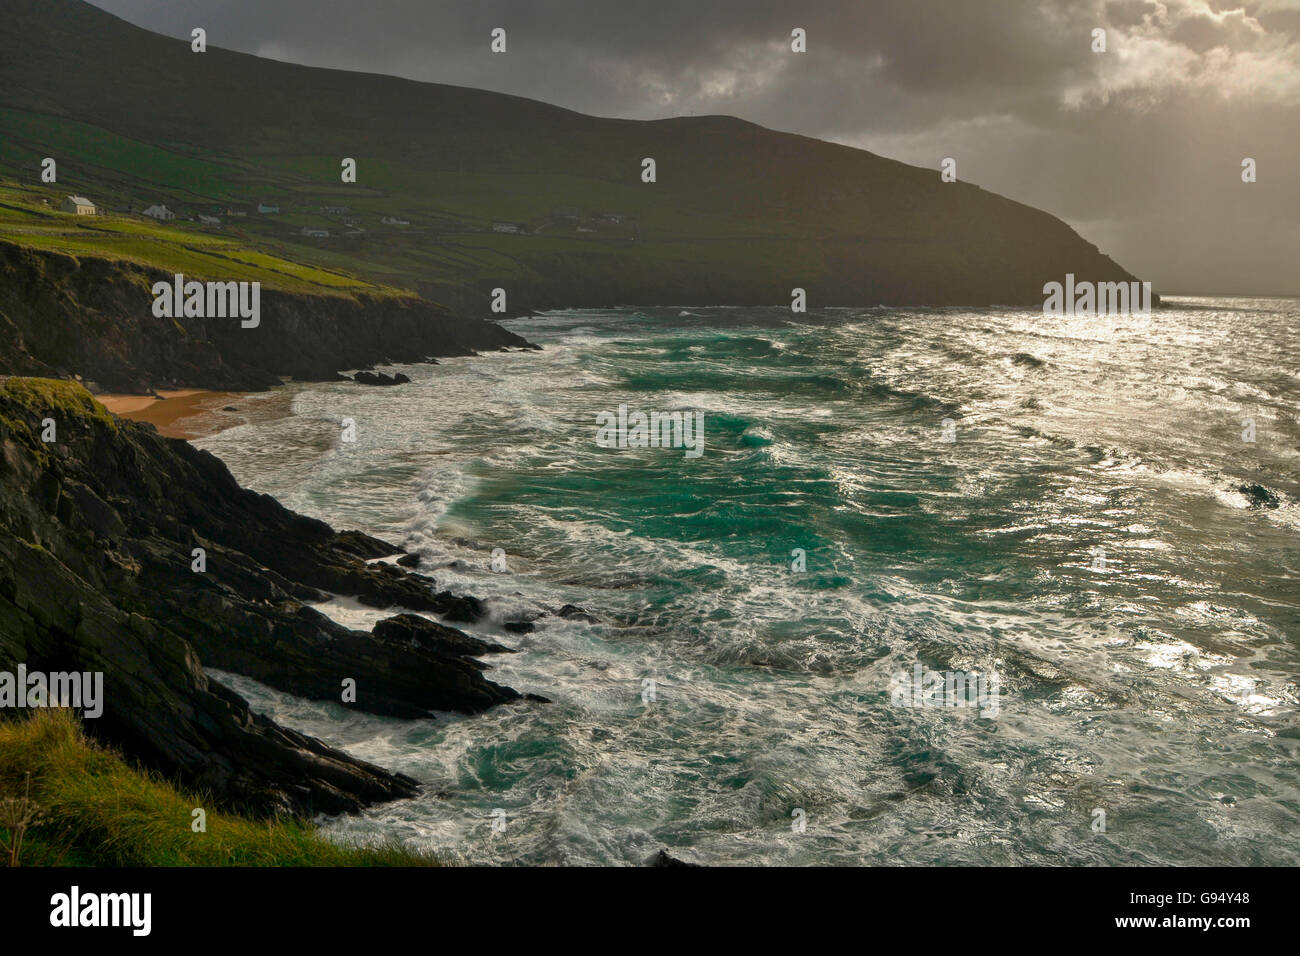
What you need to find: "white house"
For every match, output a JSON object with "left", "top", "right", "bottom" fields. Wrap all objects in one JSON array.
[
  {"left": 492, "top": 221, "right": 523, "bottom": 234},
  {"left": 142, "top": 204, "right": 175, "bottom": 221},
  {"left": 381, "top": 216, "right": 410, "bottom": 225},
  {"left": 60, "top": 195, "right": 97, "bottom": 216},
  {"left": 198, "top": 214, "right": 221, "bottom": 226}
]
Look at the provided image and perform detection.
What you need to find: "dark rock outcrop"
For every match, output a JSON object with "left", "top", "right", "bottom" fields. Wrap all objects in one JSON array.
[
  {"left": 352, "top": 371, "right": 411, "bottom": 386},
  {"left": 650, "top": 849, "right": 703, "bottom": 867},
  {"left": 557, "top": 603, "right": 600, "bottom": 623},
  {"left": 1238, "top": 482, "right": 1281, "bottom": 509},
  {"left": 0, "top": 377, "right": 531, "bottom": 815}
]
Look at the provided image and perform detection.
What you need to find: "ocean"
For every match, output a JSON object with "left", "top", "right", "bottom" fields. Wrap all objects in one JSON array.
[{"left": 195, "top": 298, "right": 1299, "bottom": 865}]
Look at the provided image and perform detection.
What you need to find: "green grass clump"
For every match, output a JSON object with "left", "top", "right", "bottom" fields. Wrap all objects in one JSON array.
[
  {"left": 0, "top": 377, "right": 118, "bottom": 432},
  {"left": 0, "top": 709, "right": 436, "bottom": 866}
]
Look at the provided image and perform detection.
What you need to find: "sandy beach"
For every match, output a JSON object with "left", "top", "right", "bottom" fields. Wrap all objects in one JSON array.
[{"left": 96, "top": 389, "right": 247, "bottom": 439}]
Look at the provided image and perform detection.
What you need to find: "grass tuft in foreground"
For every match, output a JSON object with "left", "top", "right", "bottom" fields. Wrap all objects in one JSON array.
[
  {"left": 0, "top": 709, "right": 436, "bottom": 866},
  {"left": 0, "top": 376, "right": 118, "bottom": 431}
]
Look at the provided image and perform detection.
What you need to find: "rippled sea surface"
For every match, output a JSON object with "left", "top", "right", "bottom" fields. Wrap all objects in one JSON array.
[{"left": 197, "top": 298, "right": 1300, "bottom": 865}]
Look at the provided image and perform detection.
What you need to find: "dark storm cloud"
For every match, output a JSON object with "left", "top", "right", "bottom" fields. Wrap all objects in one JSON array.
[{"left": 86, "top": 0, "right": 1300, "bottom": 293}]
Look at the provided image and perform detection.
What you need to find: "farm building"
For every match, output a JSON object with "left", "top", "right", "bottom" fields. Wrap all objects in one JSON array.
[
  {"left": 492, "top": 221, "right": 524, "bottom": 234},
  {"left": 257, "top": 203, "right": 280, "bottom": 214},
  {"left": 381, "top": 216, "right": 410, "bottom": 225},
  {"left": 142, "top": 203, "right": 175, "bottom": 221},
  {"left": 198, "top": 215, "right": 222, "bottom": 226},
  {"left": 300, "top": 227, "right": 330, "bottom": 237},
  {"left": 60, "top": 195, "right": 97, "bottom": 215}
]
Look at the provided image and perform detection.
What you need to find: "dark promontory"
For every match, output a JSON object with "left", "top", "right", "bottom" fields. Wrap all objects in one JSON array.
[{"left": 0, "top": 376, "right": 528, "bottom": 816}]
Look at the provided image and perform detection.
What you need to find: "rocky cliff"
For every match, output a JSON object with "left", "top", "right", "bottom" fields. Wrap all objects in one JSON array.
[
  {"left": 0, "top": 242, "right": 530, "bottom": 394},
  {"left": 0, "top": 376, "right": 532, "bottom": 816}
]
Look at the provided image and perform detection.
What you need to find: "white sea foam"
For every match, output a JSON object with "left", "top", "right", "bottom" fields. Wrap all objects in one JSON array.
[{"left": 195, "top": 302, "right": 1300, "bottom": 866}]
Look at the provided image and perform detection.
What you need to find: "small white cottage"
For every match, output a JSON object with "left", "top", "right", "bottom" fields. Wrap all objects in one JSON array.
[{"left": 60, "top": 195, "right": 97, "bottom": 216}]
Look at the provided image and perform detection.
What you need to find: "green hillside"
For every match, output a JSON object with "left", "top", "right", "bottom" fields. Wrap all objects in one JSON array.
[
  {"left": 0, "top": 179, "right": 389, "bottom": 294},
  {"left": 0, "top": 0, "right": 1147, "bottom": 310}
]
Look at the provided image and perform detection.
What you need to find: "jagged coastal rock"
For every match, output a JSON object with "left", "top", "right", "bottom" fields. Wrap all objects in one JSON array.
[
  {"left": 352, "top": 370, "right": 412, "bottom": 386},
  {"left": 0, "top": 377, "right": 530, "bottom": 816},
  {"left": 650, "top": 849, "right": 703, "bottom": 867}
]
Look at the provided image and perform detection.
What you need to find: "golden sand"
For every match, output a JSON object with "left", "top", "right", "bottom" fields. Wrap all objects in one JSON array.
[{"left": 96, "top": 389, "right": 247, "bottom": 439}]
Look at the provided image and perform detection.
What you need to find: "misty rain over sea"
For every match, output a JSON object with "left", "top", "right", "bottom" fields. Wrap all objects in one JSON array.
[{"left": 195, "top": 299, "right": 1300, "bottom": 866}]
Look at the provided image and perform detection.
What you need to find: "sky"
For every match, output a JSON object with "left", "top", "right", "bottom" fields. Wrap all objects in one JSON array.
[{"left": 86, "top": 0, "right": 1300, "bottom": 295}]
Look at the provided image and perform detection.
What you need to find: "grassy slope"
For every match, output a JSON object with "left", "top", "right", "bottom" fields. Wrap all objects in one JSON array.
[
  {"left": 0, "top": 105, "right": 676, "bottom": 301},
  {"left": 0, "top": 0, "right": 1141, "bottom": 309},
  {"left": 0, "top": 710, "right": 435, "bottom": 866},
  {"left": 0, "top": 178, "right": 402, "bottom": 297}
]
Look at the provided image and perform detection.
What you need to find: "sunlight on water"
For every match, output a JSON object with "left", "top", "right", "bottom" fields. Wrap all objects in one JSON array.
[{"left": 197, "top": 300, "right": 1300, "bottom": 865}]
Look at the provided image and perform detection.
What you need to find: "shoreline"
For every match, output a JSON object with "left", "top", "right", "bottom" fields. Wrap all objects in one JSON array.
[{"left": 96, "top": 389, "right": 248, "bottom": 439}]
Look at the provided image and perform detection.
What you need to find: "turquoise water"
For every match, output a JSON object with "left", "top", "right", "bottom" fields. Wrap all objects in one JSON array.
[{"left": 198, "top": 299, "right": 1300, "bottom": 865}]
